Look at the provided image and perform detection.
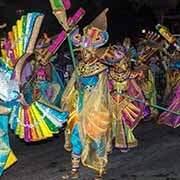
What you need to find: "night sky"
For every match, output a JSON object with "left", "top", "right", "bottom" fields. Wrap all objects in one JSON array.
[{"left": 0, "top": 0, "right": 178, "bottom": 43}]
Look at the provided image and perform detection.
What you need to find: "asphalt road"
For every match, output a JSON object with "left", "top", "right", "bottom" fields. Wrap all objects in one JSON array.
[{"left": 1, "top": 120, "right": 180, "bottom": 180}]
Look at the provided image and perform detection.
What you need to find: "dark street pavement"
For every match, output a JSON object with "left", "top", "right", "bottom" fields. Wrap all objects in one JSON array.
[{"left": 1, "top": 120, "right": 180, "bottom": 180}]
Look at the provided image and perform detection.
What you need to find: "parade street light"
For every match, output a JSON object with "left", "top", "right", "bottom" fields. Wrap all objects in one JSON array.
[{"left": 142, "top": 29, "right": 146, "bottom": 34}]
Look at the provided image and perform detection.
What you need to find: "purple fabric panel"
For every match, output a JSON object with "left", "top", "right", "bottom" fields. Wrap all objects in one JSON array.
[{"left": 21, "top": 63, "right": 32, "bottom": 86}]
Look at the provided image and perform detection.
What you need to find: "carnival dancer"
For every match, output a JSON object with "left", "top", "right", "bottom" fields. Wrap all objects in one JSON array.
[
  {"left": 155, "top": 24, "right": 180, "bottom": 126},
  {"left": 2, "top": 12, "right": 69, "bottom": 142},
  {"left": 61, "top": 25, "right": 110, "bottom": 180},
  {"left": 134, "top": 31, "right": 165, "bottom": 119},
  {"left": 99, "top": 45, "right": 145, "bottom": 152},
  {"left": 135, "top": 63, "right": 158, "bottom": 120},
  {"left": 162, "top": 51, "right": 180, "bottom": 105},
  {"left": 21, "top": 32, "right": 64, "bottom": 107},
  {"left": 158, "top": 60, "right": 180, "bottom": 127},
  {"left": 0, "top": 22, "right": 18, "bottom": 174},
  {"left": 0, "top": 64, "right": 19, "bottom": 176},
  {"left": 32, "top": 46, "right": 65, "bottom": 107}
]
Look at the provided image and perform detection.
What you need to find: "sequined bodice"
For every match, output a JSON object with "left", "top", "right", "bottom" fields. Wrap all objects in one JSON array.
[
  {"left": 77, "top": 57, "right": 107, "bottom": 77},
  {"left": 108, "top": 79, "right": 128, "bottom": 103}
]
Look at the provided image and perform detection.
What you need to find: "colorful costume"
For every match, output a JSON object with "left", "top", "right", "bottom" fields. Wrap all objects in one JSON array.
[
  {"left": 100, "top": 46, "right": 145, "bottom": 152},
  {"left": 135, "top": 64, "right": 158, "bottom": 119},
  {"left": 0, "top": 69, "right": 18, "bottom": 176},
  {"left": 61, "top": 24, "right": 110, "bottom": 179},
  {"left": 158, "top": 63, "right": 180, "bottom": 127},
  {"left": 22, "top": 60, "right": 64, "bottom": 107},
  {"left": 49, "top": 1, "right": 110, "bottom": 178},
  {"left": 2, "top": 12, "right": 69, "bottom": 142},
  {"left": 34, "top": 35, "right": 65, "bottom": 106},
  {"left": 134, "top": 31, "right": 164, "bottom": 119},
  {"left": 162, "top": 55, "right": 180, "bottom": 105}
]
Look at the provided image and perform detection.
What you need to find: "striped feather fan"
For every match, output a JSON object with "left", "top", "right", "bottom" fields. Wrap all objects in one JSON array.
[{"left": 2, "top": 12, "right": 44, "bottom": 69}]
